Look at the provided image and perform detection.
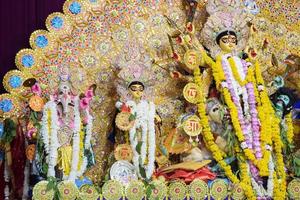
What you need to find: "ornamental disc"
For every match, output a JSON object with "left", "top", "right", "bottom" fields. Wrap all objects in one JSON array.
[
  {"left": 183, "top": 83, "right": 201, "bottom": 104},
  {"left": 231, "top": 184, "right": 246, "bottom": 200},
  {"left": 79, "top": 184, "right": 99, "bottom": 200},
  {"left": 115, "top": 112, "right": 135, "bottom": 131},
  {"left": 183, "top": 50, "right": 202, "bottom": 71},
  {"left": 3, "top": 70, "right": 25, "bottom": 93},
  {"left": 125, "top": 180, "right": 145, "bottom": 200},
  {"left": 288, "top": 178, "right": 300, "bottom": 199},
  {"left": 102, "top": 180, "right": 123, "bottom": 200},
  {"left": 147, "top": 180, "right": 167, "bottom": 200},
  {"left": 183, "top": 115, "right": 202, "bottom": 137},
  {"left": 189, "top": 179, "right": 209, "bottom": 200},
  {"left": 114, "top": 144, "right": 133, "bottom": 161},
  {"left": 0, "top": 94, "right": 19, "bottom": 119},
  {"left": 32, "top": 181, "right": 54, "bottom": 200},
  {"left": 26, "top": 144, "right": 36, "bottom": 161},
  {"left": 210, "top": 179, "right": 228, "bottom": 200},
  {"left": 57, "top": 181, "right": 79, "bottom": 200},
  {"left": 168, "top": 181, "right": 187, "bottom": 200},
  {"left": 29, "top": 95, "right": 44, "bottom": 112}
]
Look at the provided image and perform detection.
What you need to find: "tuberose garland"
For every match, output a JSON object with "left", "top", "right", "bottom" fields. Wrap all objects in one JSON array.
[{"left": 128, "top": 100, "right": 156, "bottom": 180}]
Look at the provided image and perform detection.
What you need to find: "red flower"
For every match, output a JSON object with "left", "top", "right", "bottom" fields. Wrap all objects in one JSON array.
[{"left": 121, "top": 103, "right": 131, "bottom": 112}]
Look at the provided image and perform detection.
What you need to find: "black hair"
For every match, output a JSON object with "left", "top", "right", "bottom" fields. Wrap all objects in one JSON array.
[
  {"left": 270, "top": 87, "right": 299, "bottom": 118},
  {"left": 216, "top": 30, "right": 237, "bottom": 45},
  {"left": 128, "top": 81, "right": 145, "bottom": 89}
]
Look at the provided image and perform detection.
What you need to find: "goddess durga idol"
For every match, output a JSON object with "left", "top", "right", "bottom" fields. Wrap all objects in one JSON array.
[{"left": 170, "top": 0, "right": 289, "bottom": 199}]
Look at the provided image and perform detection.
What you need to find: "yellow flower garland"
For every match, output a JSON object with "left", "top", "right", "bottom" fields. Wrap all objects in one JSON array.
[
  {"left": 254, "top": 61, "right": 286, "bottom": 199},
  {"left": 228, "top": 57, "right": 253, "bottom": 86},
  {"left": 194, "top": 66, "right": 256, "bottom": 199},
  {"left": 286, "top": 113, "right": 294, "bottom": 144}
]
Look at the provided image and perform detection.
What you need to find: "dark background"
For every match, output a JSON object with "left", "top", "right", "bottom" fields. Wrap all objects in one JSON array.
[{"left": 0, "top": 0, "right": 65, "bottom": 93}]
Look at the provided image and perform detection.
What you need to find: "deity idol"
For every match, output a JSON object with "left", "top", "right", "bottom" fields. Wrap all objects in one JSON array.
[
  {"left": 191, "top": 1, "right": 289, "bottom": 199},
  {"left": 168, "top": 0, "right": 291, "bottom": 199},
  {"left": 39, "top": 68, "right": 95, "bottom": 182},
  {"left": 113, "top": 43, "right": 161, "bottom": 181}
]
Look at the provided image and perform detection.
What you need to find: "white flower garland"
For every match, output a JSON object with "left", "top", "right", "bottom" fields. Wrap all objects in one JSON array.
[
  {"left": 84, "top": 111, "right": 93, "bottom": 149},
  {"left": 41, "top": 101, "right": 59, "bottom": 178},
  {"left": 128, "top": 100, "right": 156, "bottom": 179},
  {"left": 249, "top": 156, "right": 274, "bottom": 198}
]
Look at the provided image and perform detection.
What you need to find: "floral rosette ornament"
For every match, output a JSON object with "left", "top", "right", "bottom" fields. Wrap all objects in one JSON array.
[
  {"left": 57, "top": 181, "right": 79, "bottom": 200},
  {"left": 115, "top": 103, "right": 135, "bottom": 131},
  {"left": 125, "top": 180, "right": 145, "bottom": 200},
  {"left": 287, "top": 179, "right": 300, "bottom": 199},
  {"left": 231, "top": 184, "right": 246, "bottom": 200},
  {"left": 147, "top": 180, "right": 167, "bottom": 200},
  {"left": 189, "top": 179, "right": 209, "bottom": 200},
  {"left": 210, "top": 179, "right": 228, "bottom": 200},
  {"left": 32, "top": 181, "right": 55, "bottom": 200},
  {"left": 102, "top": 180, "right": 123, "bottom": 200},
  {"left": 79, "top": 184, "right": 99, "bottom": 200},
  {"left": 168, "top": 181, "right": 187, "bottom": 200}
]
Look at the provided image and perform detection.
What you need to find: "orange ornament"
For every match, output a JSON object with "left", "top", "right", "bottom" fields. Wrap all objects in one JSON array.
[
  {"left": 26, "top": 144, "right": 36, "bottom": 161},
  {"left": 29, "top": 95, "right": 44, "bottom": 112}
]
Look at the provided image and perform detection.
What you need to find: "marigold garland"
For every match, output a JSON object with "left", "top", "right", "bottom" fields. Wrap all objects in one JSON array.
[
  {"left": 228, "top": 57, "right": 253, "bottom": 86},
  {"left": 193, "top": 66, "right": 256, "bottom": 199},
  {"left": 286, "top": 113, "right": 294, "bottom": 144}
]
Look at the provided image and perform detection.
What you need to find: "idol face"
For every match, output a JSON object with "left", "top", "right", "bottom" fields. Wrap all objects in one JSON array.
[
  {"left": 219, "top": 34, "right": 237, "bottom": 53},
  {"left": 129, "top": 82, "right": 144, "bottom": 100}
]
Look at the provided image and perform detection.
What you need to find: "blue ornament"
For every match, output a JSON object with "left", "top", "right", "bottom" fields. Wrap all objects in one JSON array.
[
  {"left": 9, "top": 75, "right": 22, "bottom": 88},
  {"left": 35, "top": 35, "right": 48, "bottom": 48},
  {"left": 69, "top": 2, "right": 82, "bottom": 15},
  {"left": 22, "top": 54, "right": 35, "bottom": 68},
  {"left": 75, "top": 177, "right": 93, "bottom": 188},
  {"left": 89, "top": 0, "right": 97, "bottom": 2},
  {"left": 0, "top": 99, "right": 13, "bottom": 113},
  {"left": 51, "top": 16, "right": 64, "bottom": 29},
  {"left": 0, "top": 122, "right": 4, "bottom": 139}
]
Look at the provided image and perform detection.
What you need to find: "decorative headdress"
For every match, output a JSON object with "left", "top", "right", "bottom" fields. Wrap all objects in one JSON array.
[
  {"left": 201, "top": 0, "right": 252, "bottom": 58},
  {"left": 115, "top": 40, "right": 156, "bottom": 101}
]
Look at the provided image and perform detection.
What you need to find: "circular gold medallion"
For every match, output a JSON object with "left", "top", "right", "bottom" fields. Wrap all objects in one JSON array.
[
  {"left": 115, "top": 112, "right": 135, "bottom": 131},
  {"left": 114, "top": 144, "right": 133, "bottom": 161},
  {"left": 29, "top": 95, "right": 44, "bottom": 112},
  {"left": 183, "top": 50, "right": 201, "bottom": 70},
  {"left": 183, "top": 115, "right": 202, "bottom": 137},
  {"left": 183, "top": 83, "right": 201, "bottom": 104}
]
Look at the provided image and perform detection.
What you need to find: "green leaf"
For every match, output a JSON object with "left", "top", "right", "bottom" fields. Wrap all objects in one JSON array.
[
  {"left": 129, "top": 113, "right": 136, "bottom": 122},
  {"left": 2, "top": 119, "right": 16, "bottom": 143},
  {"left": 139, "top": 164, "right": 146, "bottom": 179},
  {"left": 146, "top": 186, "right": 153, "bottom": 198},
  {"left": 136, "top": 141, "right": 143, "bottom": 154}
]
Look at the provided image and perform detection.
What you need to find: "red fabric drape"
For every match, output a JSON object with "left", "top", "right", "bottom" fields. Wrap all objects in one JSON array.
[{"left": 0, "top": 0, "right": 65, "bottom": 93}]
